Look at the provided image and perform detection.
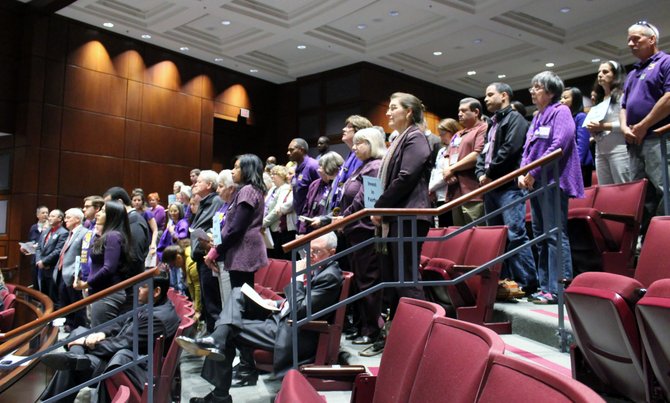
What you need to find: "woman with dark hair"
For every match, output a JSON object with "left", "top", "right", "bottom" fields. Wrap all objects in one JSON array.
[
  {"left": 372, "top": 92, "right": 433, "bottom": 310},
  {"left": 586, "top": 60, "right": 630, "bottom": 185},
  {"left": 561, "top": 87, "right": 594, "bottom": 187},
  {"left": 519, "top": 71, "right": 584, "bottom": 305},
  {"left": 131, "top": 190, "right": 159, "bottom": 262},
  {"left": 74, "top": 200, "right": 134, "bottom": 326},
  {"left": 205, "top": 154, "right": 268, "bottom": 289}
]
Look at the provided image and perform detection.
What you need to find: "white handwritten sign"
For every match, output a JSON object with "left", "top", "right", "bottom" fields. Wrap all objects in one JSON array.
[{"left": 363, "top": 176, "right": 382, "bottom": 208}]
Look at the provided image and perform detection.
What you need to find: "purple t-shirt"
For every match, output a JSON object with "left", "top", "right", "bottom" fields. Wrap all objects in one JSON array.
[
  {"left": 292, "top": 156, "right": 320, "bottom": 216},
  {"left": 622, "top": 51, "right": 670, "bottom": 138}
]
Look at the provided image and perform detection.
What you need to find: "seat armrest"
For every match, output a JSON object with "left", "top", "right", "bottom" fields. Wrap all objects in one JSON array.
[
  {"left": 287, "top": 320, "right": 330, "bottom": 333},
  {"left": 299, "top": 364, "right": 367, "bottom": 377},
  {"left": 599, "top": 212, "right": 638, "bottom": 228},
  {"left": 451, "top": 264, "right": 491, "bottom": 279}
]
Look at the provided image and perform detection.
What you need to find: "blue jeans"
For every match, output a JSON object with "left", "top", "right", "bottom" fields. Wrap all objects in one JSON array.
[
  {"left": 530, "top": 186, "right": 572, "bottom": 294},
  {"left": 484, "top": 187, "right": 537, "bottom": 289}
]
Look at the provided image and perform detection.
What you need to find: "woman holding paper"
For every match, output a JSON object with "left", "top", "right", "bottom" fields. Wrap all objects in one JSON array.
[
  {"left": 334, "top": 127, "right": 387, "bottom": 344},
  {"left": 586, "top": 60, "right": 630, "bottom": 184},
  {"left": 205, "top": 154, "right": 268, "bottom": 289}
]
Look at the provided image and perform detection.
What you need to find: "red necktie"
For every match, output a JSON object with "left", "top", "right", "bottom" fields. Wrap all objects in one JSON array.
[{"left": 57, "top": 231, "right": 74, "bottom": 271}]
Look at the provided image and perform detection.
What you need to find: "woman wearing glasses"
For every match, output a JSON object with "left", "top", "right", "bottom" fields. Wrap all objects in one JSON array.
[
  {"left": 518, "top": 71, "right": 584, "bottom": 304},
  {"left": 586, "top": 60, "right": 630, "bottom": 185}
]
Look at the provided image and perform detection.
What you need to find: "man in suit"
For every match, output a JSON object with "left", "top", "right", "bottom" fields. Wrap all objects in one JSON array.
[
  {"left": 190, "top": 170, "right": 224, "bottom": 332},
  {"left": 179, "top": 232, "right": 343, "bottom": 403},
  {"left": 55, "top": 208, "right": 89, "bottom": 330},
  {"left": 35, "top": 209, "right": 68, "bottom": 302},
  {"left": 40, "top": 269, "right": 180, "bottom": 403}
]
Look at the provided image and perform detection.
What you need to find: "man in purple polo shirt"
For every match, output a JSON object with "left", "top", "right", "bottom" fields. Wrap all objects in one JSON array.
[
  {"left": 287, "top": 137, "right": 320, "bottom": 217},
  {"left": 620, "top": 21, "right": 670, "bottom": 232}
]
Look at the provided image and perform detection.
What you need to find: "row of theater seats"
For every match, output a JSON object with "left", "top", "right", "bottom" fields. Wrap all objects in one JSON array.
[
  {"left": 104, "top": 288, "right": 196, "bottom": 403},
  {"left": 565, "top": 215, "right": 670, "bottom": 402},
  {"left": 0, "top": 284, "right": 17, "bottom": 332},
  {"left": 276, "top": 297, "right": 602, "bottom": 403}
]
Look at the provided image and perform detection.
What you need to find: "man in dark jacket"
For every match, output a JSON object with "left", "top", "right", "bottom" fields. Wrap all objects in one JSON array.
[
  {"left": 476, "top": 82, "right": 537, "bottom": 292},
  {"left": 34, "top": 209, "right": 68, "bottom": 302}
]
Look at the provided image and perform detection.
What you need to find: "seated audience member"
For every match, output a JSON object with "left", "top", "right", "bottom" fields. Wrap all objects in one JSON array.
[
  {"left": 162, "top": 243, "right": 201, "bottom": 319},
  {"left": 40, "top": 269, "right": 179, "bottom": 403},
  {"left": 177, "top": 232, "right": 343, "bottom": 402},
  {"left": 262, "top": 165, "right": 296, "bottom": 260},
  {"left": 297, "top": 151, "right": 344, "bottom": 234},
  {"left": 148, "top": 192, "right": 167, "bottom": 231}
]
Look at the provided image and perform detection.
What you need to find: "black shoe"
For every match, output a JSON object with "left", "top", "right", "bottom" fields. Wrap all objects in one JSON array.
[
  {"left": 352, "top": 335, "right": 375, "bottom": 345},
  {"left": 359, "top": 338, "right": 385, "bottom": 357},
  {"left": 176, "top": 336, "right": 225, "bottom": 361},
  {"left": 190, "top": 391, "right": 232, "bottom": 403},
  {"left": 234, "top": 365, "right": 257, "bottom": 381},
  {"left": 345, "top": 331, "right": 360, "bottom": 341},
  {"left": 231, "top": 370, "right": 259, "bottom": 388},
  {"left": 41, "top": 351, "right": 91, "bottom": 371}
]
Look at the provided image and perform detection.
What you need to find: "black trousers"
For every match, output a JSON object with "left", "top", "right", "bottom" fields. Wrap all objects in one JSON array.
[{"left": 198, "top": 260, "right": 222, "bottom": 333}]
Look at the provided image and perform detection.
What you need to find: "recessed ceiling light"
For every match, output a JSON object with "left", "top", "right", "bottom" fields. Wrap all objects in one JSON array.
[
  {"left": 103, "top": 22, "right": 114, "bottom": 28},
  {"left": 591, "top": 58, "right": 601, "bottom": 63},
  {"left": 560, "top": 7, "right": 571, "bottom": 13},
  {"left": 249, "top": 69, "right": 258, "bottom": 73},
  {"left": 214, "top": 57, "right": 223, "bottom": 62},
  {"left": 221, "top": 20, "right": 231, "bottom": 25},
  {"left": 473, "top": 38, "right": 483, "bottom": 44},
  {"left": 545, "top": 62, "right": 555, "bottom": 67},
  {"left": 389, "top": 10, "right": 399, "bottom": 17},
  {"left": 433, "top": 51, "right": 443, "bottom": 56},
  {"left": 179, "top": 46, "right": 189, "bottom": 52},
  {"left": 467, "top": 71, "right": 477, "bottom": 76},
  {"left": 357, "top": 24, "right": 367, "bottom": 30},
  {"left": 141, "top": 34, "right": 151, "bottom": 39},
  {"left": 498, "top": 74, "right": 507, "bottom": 79},
  {"left": 297, "top": 45, "right": 307, "bottom": 50}
]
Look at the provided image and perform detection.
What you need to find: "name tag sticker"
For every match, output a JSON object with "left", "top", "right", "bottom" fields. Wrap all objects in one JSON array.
[
  {"left": 449, "top": 154, "right": 459, "bottom": 165},
  {"left": 536, "top": 126, "right": 551, "bottom": 139},
  {"left": 482, "top": 143, "right": 490, "bottom": 154}
]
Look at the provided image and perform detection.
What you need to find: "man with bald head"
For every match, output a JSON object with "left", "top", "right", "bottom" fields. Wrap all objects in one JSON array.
[{"left": 287, "top": 137, "right": 319, "bottom": 217}]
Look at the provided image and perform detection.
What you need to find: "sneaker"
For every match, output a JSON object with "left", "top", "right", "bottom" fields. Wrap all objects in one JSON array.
[
  {"left": 526, "top": 291, "right": 546, "bottom": 302},
  {"left": 532, "top": 292, "right": 558, "bottom": 305}
]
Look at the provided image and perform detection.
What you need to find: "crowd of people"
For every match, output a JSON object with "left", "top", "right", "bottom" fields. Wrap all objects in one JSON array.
[{"left": 13, "top": 21, "right": 669, "bottom": 403}]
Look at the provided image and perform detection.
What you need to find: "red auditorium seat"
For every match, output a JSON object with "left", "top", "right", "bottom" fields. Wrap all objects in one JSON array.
[
  {"left": 636, "top": 278, "right": 670, "bottom": 401},
  {"left": 0, "top": 308, "right": 15, "bottom": 332},
  {"left": 476, "top": 353, "right": 604, "bottom": 403},
  {"left": 423, "top": 226, "right": 510, "bottom": 333},
  {"left": 275, "top": 298, "right": 445, "bottom": 403},
  {"left": 567, "top": 179, "right": 647, "bottom": 277},
  {"left": 419, "top": 227, "right": 447, "bottom": 268},
  {"left": 406, "top": 316, "right": 505, "bottom": 403},
  {"left": 2, "top": 292, "right": 16, "bottom": 310},
  {"left": 104, "top": 336, "right": 164, "bottom": 403},
  {"left": 252, "top": 272, "right": 353, "bottom": 375},
  {"left": 565, "top": 215, "right": 670, "bottom": 402}
]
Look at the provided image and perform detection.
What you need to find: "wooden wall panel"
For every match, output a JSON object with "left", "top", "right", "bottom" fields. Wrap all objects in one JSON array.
[
  {"left": 124, "top": 120, "right": 141, "bottom": 160},
  {"left": 44, "top": 59, "right": 66, "bottom": 106},
  {"left": 126, "top": 80, "right": 143, "bottom": 121},
  {"left": 38, "top": 148, "right": 60, "bottom": 195},
  {"left": 122, "top": 160, "right": 140, "bottom": 191},
  {"left": 41, "top": 104, "right": 62, "bottom": 150},
  {"left": 11, "top": 147, "right": 40, "bottom": 194},
  {"left": 63, "top": 66, "right": 127, "bottom": 116},
  {"left": 138, "top": 162, "right": 192, "bottom": 199},
  {"left": 60, "top": 108, "right": 126, "bottom": 157},
  {"left": 59, "top": 152, "right": 123, "bottom": 197},
  {"left": 200, "top": 133, "right": 212, "bottom": 169},
  {"left": 140, "top": 84, "right": 201, "bottom": 132},
  {"left": 139, "top": 123, "right": 200, "bottom": 166}
]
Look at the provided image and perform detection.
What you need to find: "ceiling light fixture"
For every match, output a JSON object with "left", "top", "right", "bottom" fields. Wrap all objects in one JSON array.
[
  {"left": 214, "top": 57, "right": 223, "bottom": 62},
  {"left": 467, "top": 71, "right": 477, "bottom": 76},
  {"left": 433, "top": 51, "right": 443, "bottom": 56},
  {"left": 389, "top": 10, "right": 399, "bottom": 17},
  {"left": 249, "top": 69, "right": 258, "bottom": 73},
  {"left": 560, "top": 7, "right": 571, "bottom": 13},
  {"left": 498, "top": 74, "right": 506, "bottom": 79},
  {"left": 357, "top": 24, "right": 367, "bottom": 30},
  {"left": 179, "top": 46, "right": 189, "bottom": 52},
  {"left": 221, "top": 20, "right": 231, "bottom": 25},
  {"left": 545, "top": 62, "right": 555, "bottom": 67},
  {"left": 473, "top": 38, "right": 482, "bottom": 44},
  {"left": 141, "top": 34, "right": 151, "bottom": 39},
  {"left": 103, "top": 22, "right": 114, "bottom": 28},
  {"left": 591, "top": 58, "right": 601, "bottom": 63},
  {"left": 297, "top": 45, "right": 307, "bottom": 50}
]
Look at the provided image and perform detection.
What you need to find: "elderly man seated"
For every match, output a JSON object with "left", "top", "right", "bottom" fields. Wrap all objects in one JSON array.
[{"left": 178, "top": 232, "right": 343, "bottom": 403}]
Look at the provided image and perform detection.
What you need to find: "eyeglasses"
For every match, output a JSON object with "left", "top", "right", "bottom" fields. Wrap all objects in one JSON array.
[
  {"left": 528, "top": 85, "right": 544, "bottom": 94},
  {"left": 310, "top": 248, "right": 327, "bottom": 257}
]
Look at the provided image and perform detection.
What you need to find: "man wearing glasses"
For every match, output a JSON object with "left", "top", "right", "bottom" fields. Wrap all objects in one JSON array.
[
  {"left": 178, "top": 232, "right": 342, "bottom": 403},
  {"left": 620, "top": 21, "right": 670, "bottom": 234}
]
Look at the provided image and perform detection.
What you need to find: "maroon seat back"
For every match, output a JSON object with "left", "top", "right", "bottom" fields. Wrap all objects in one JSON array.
[
  {"left": 634, "top": 216, "right": 670, "bottom": 287},
  {"left": 420, "top": 227, "right": 447, "bottom": 266},
  {"left": 263, "top": 259, "right": 292, "bottom": 291},
  {"left": 156, "top": 311, "right": 196, "bottom": 403},
  {"left": 476, "top": 353, "right": 604, "bottom": 403},
  {"left": 592, "top": 180, "right": 646, "bottom": 251},
  {"left": 636, "top": 278, "right": 670, "bottom": 401},
  {"left": 3, "top": 293, "right": 16, "bottom": 310},
  {"left": 564, "top": 272, "right": 646, "bottom": 401},
  {"left": 0, "top": 308, "right": 15, "bottom": 332},
  {"left": 372, "top": 298, "right": 445, "bottom": 403},
  {"left": 568, "top": 186, "right": 597, "bottom": 211},
  {"left": 408, "top": 317, "right": 505, "bottom": 403},
  {"left": 434, "top": 226, "right": 473, "bottom": 263},
  {"left": 254, "top": 259, "right": 272, "bottom": 286}
]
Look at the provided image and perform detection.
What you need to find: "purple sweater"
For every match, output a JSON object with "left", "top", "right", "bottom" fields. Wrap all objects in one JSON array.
[
  {"left": 88, "top": 231, "right": 126, "bottom": 293},
  {"left": 342, "top": 158, "right": 382, "bottom": 235}
]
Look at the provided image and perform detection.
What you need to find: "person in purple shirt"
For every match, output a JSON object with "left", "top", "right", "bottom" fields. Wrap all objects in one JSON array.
[
  {"left": 519, "top": 71, "right": 584, "bottom": 304},
  {"left": 148, "top": 192, "right": 167, "bottom": 231},
  {"left": 74, "top": 200, "right": 133, "bottom": 327},
  {"left": 330, "top": 116, "right": 373, "bottom": 210},
  {"left": 82, "top": 196, "right": 104, "bottom": 230},
  {"left": 297, "top": 151, "right": 343, "bottom": 234},
  {"left": 205, "top": 154, "right": 268, "bottom": 290},
  {"left": 287, "top": 138, "right": 320, "bottom": 218},
  {"left": 620, "top": 21, "right": 670, "bottom": 234},
  {"left": 333, "top": 127, "right": 387, "bottom": 344}
]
